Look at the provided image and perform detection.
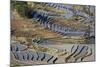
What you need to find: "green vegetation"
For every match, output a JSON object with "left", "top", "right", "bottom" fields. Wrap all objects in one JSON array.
[
  {"left": 11, "top": 1, "right": 66, "bottom": 18},
  {"left": 11, "top": 1, "right": 29, "bottom": 17}
]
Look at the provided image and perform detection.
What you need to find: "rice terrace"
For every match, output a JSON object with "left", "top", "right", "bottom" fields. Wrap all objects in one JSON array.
[{"left": 10, "top": 0, "right": 95, "bottom": 66}]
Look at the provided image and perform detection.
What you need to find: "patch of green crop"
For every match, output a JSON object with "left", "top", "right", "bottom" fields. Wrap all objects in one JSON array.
[{"left": 11, "top": 0, "right": 29, "bottom": 17}]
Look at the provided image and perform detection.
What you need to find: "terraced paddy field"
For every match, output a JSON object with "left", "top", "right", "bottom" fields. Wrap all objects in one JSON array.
[
  {"left": 10, "top": 0, "right": 95, "bottom": 66},
  {"left": 10, "top": 41, "right": 95, "bottom": 66}
]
